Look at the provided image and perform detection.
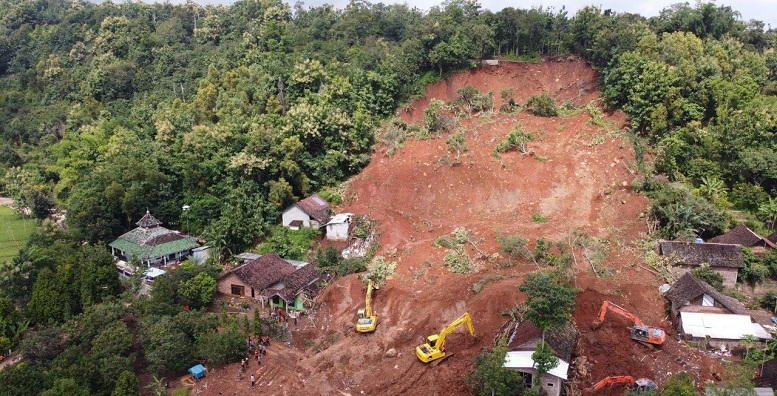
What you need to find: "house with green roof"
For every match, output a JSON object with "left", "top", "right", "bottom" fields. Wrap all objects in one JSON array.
[{"left": 109, "top": 210, "right": 199, "bottom": 267}]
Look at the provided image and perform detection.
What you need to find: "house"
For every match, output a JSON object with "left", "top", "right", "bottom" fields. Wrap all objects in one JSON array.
[
  {"left": 663, "top": 273, "right": 771, "bottom": 349},
  {"left": 217, "top": 253, "right": 320, "bottom": 312},
  {"left": 109, "top": 210, "right": 199, "bottom": 267},
  {"left": 325, "top": 213, "right": 354, "bottom": 241},
  {"left": 706, "top": 387, "right": 774, "bottom": 396},
  {"left": 262, "top": 263, "right": 320, "bottom": 312},
  {"left": 658, "top": 240, "right": 744, "bottom": 287},
  {"left": 504, "top": 321, "right": 579, "bottom": 396},
  {"left": 709, "top": 224, "right": 775, "bottom": 253},
  {"left": 281, "top": 194, "right": 330, "bottom": 229}
]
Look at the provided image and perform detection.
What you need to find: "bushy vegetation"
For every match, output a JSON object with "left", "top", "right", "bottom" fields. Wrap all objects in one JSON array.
[
  {"left": 0, "top": 0, "right": 775, "bottom": 392},
  {"left": 526, "top": 94, "right": 559, "bottom": 117}
]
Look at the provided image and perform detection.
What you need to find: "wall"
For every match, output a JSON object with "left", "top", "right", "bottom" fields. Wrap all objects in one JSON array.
[
  {"left": 282, "top": 206, "right": 310, "bottom": 227},
  {"left": 511, "top": 368, "right": 563, "bottom": 396},
  {"left": 674, "top": 266, "right": 739, "bottom": 287},
  {"left": 326, "top": 223, "right": 349, "bottom": 240},
  {"left": 217, "top": 273, "right": 252, "bottom": 297}
]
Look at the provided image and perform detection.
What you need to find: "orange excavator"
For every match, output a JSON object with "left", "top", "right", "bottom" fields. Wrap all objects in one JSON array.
[
  {"left": 592, "top": 376, "right": 656, "bottom": 393},
  {"left": 594, "top": 301, "right": 666, "bottom": 346}
]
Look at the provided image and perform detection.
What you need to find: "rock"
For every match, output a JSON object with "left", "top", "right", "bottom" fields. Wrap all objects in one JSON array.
[{"left": 384, "top": 348, "right": 398, "bottom": 358}]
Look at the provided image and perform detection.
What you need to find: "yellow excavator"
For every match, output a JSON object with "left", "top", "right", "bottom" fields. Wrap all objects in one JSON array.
[
  {"left": 416, "top": 312, "right": 475, "bottom": 363},
  {"left": 355, "top": 279, "right": 378, "bottom": 332}
]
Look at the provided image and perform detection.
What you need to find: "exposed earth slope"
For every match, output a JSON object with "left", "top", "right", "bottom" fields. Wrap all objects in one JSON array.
[{"left": 190, "top": 59, "right": 722, "bottom": 396}]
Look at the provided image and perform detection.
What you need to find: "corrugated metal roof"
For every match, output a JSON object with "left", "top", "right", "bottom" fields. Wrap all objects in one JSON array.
[
  {"left": 504, "top": 351, "right": 570, "bottom": 380},
  {"left": 680, "top": 312, "right": 772, "bottom": 340},
  {"left": 326, "top": 213, "right": 354, "bottom": 225}
]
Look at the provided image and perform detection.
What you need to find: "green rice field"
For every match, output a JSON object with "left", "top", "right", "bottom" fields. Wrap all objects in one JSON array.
[{"left": 0, "top": 206, "right": 35, "bottom": 263}]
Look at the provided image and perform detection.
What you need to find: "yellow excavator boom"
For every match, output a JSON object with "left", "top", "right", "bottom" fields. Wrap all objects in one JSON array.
[
  {"left": 355, "top": 279, "right": 378, "bottom": 332},
  {"left": 415, "top": 312, "right": 475, "bottom": 363}
]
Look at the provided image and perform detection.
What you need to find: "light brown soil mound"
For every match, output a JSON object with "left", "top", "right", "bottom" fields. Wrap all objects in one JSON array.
[{"left": 191, "top": 59, "right": 722, "bottom": 396}]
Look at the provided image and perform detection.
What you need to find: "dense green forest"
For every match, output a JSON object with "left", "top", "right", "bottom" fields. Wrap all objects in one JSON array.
[{"left": 0, "top": 0, "right": 776, "bottom": 394}]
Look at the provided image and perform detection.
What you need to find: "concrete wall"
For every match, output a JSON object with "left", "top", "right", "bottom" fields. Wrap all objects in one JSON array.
[
  {"left": 282, "top": 206, "right": 310, "bottom": 227},
  {"left": 511, "top": 368, "right": 563, "bottom": 396},
  {"left": 326, "top": 223, "right": 350, "bottom": 240},
  {"left": 674, "top": 266, "right": 739, "bottom": 287},
  {"left": 217, "top": 273, "right": 253, "bottom": 298}
]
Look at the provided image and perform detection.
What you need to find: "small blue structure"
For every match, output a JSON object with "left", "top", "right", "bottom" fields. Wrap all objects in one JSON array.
[{"left": 188, "top": 364, "right": 206, "bottom": 380}]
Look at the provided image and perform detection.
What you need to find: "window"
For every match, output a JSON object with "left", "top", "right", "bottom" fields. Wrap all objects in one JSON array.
[
  {"left": 702, "top": 293, "right": 714, "bottom": 307},
  {"left": 547, "top": 383, "right": 553, "bottom": 387},
  {"left": 231, "top": 285, "right": 245, "bottom": 296}
]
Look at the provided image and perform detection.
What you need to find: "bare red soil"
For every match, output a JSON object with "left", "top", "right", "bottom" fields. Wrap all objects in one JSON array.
[{"left": 184, "top": 59, "right": 724, "bottom": 396}]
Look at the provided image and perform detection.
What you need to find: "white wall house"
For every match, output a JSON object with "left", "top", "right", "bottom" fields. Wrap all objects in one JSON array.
[
  {"left": 281, "top": 195, "right": 330, "bottom": 229},
  {"left": 326, "top": 213, "right": 354, "bottom": 241}
]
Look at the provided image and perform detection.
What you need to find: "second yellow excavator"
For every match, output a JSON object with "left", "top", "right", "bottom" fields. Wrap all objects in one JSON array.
[
  {"left": 416, "top": 312, "right": 475, "bottom": 363},
  {"left": 355, "top": 279, "right": 378, "bottom": 333}
]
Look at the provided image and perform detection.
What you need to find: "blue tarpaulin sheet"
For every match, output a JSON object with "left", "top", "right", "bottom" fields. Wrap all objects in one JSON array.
[{"left": 188, "top": 364, "right": 206, "bottom": 379}]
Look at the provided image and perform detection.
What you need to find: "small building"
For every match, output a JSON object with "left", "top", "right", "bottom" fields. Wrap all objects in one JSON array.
[
  {"left": 326, "top": 213, "right": 354, "bottom": 241},
  {"left": 262, "top": 263, "right": 320, "bottom": 312},
  {"left": 709, "top": 224, "right": 775, "bottom": 253},
  {"left": 281, "top": 194, "right": 330, "bottom": 229},
  {"left": 109, "top": 210, "right": 200, "bottom": 267},
  {"left": 217, "top": 252, "right": 320, "bottom": 312},
  {"left": 190, "top": 246, "right": 213, "bottom": 264},
  {"left": 664, "top": 273, "right": 771, "bottom": 349},
  {"left": 504, "top": 321, "right": 579, "bottom": 396},
  {"left": 658, "top": 240, "right": 744, "bottom": 287}
]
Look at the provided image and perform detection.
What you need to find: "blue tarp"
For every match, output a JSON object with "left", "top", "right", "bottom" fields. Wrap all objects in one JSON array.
[{"left": 188, "top": 364, "right": 206, "bottom": 379}]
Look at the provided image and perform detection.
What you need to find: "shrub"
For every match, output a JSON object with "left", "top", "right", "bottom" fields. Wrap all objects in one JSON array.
[
  {"left": 443, "top": 248, "right": 473, "bottom": 273},
  {"left": 382, "top": 119, "right": 409, "bottom": 156},
  {"left": 691, "top": 264, "right": 724, "bottom": 291},
  {"left": 472, "top": 275, "right": 506, "bottom": 294},
  {"left": 493, "top": 123, "right": 535, "bottom": 157},
  {"left": 526, "top": 94, "right": 558, "bottom": 117},
  {"left": 366, "top": 256, "right": 397, "bottom": 287}
]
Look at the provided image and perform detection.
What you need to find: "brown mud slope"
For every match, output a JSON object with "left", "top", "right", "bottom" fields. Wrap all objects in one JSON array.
[{"left": 189, "top": 59, "right": 722, "bottom": 396}]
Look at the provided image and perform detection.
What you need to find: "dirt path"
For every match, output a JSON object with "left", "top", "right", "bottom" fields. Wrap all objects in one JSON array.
[{"left": 0, "top": 197, "right": 12, "bottom": 207}]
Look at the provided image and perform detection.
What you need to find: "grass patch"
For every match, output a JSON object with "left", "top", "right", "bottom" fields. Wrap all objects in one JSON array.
[
  {"left": 531, "top": 213, "right": 549, "bottom": 224},
  {"left": 472, "top": 275, "right": 506, "bottom": 294},
  {"left": 0, "top": 206, "right": 35, "bottom": 263}
]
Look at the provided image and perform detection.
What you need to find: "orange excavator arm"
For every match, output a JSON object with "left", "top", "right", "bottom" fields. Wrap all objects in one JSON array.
[
  {"left": 592, "top": 376, "right": 635, "bottom": 392},
  {"left": 597, "top": 301, "right": 644, "bottom": 326}
]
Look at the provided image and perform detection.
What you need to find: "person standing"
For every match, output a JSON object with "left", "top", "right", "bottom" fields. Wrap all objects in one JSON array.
[{"left": 250, "top": 373, "right": 255, "bottom": 388}]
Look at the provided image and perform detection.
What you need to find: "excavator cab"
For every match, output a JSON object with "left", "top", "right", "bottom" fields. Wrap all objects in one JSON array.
[
  {"left": 634, "top": 378, "right": 657, "bottom": 393},
  {"left": 631, "top": 324, "right": 666, "bottom": 345}
]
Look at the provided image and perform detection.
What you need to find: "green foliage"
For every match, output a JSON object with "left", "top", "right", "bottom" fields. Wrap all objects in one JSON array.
[
  {"left": 660, "top": 371, "right": 697, "bottom": 396},
  {"left": 472, "top": 275, "right": 506, "bottom": 294},
  {"left": 531, "top": 341, "right": 559, "bottom": 386},
  {"left": 111, "top": 371, "right": 141, "bottom": 396},
  {"left": 466, "top": 339, "right": 525, "bottom": 396},
  {"left": 178, "top": 272, "right": 217, "bottom": 309},
  {"left": 424, "top": 99, "right": 455, "bottom": 134},
  {"left": 446, "top": 131, "right": 468, "bottom": 164},
  {"left": 741, "top": 247, "right": 769, "bottom": 285},
  {"left": 526, "top": 94, "right": 558, "bottom": 117},
  {"left": 518, "top": 270, "right": 578, "bottom": 332},
  {"left": 196, "top": 327, "right": 245, "bottom": 366},
  {"left": 496, "top": 234, "right": 532, "bottom": 266},
  {"left": 41, "top": 378, "right": 90, "bottom": 396},
  {"left": 257, "top": 226, "right": 319, "bottom": 261},
  {"left": 316, "top": 247, "right": 368, "bottom": 277},
  {"left": 366, "top": 256, "right": 397, "bottom": 287},
  {"left": 531, "top": 213, "right": 548, "bottom": 224},
  {"left": 691, "top": 264, "right": 724, "bottom": 291},
  {"left": 647, "top": 183, "right": 728, "bottom": 240},
  {"left": 443, "top": 248, "right": 473, "bottom": 273},
  {"left": 493, "top": 123, "right": 535, "bottom": 157}
]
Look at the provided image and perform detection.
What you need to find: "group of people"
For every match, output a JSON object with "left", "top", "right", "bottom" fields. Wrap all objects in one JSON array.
[{"left": 242, "top": 336, "right": 269, "bottom": 387}]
